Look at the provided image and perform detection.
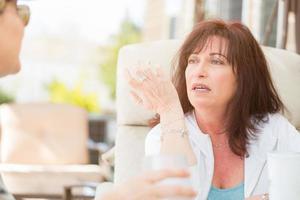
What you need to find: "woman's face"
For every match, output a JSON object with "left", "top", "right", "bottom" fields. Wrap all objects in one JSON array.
[
  {"left": 185, "top": 36, "right": 237, "bottom": 111},
  {"left": 0, "top": 0, "right": 25, "bottom": 77}
]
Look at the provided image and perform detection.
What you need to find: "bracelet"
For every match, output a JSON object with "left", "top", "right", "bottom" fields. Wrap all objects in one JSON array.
[
  {"left": 160, "top": 128, "right": 188, "bottom": 142},
  {"left": 261, "top": 193, "right": 269, "bottom": 200}
]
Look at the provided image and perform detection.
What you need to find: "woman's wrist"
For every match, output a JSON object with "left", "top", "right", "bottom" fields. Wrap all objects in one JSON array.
[
  {"left": 159, "top": 99, "right": 183, "bottom": 118},
  {"left": 157, "top": 98, "right": 181, "bottom": 114}
]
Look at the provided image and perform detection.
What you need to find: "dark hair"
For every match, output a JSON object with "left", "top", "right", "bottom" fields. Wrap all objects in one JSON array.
[{"left": 150, "top": 20, "right": 284, "bottom": 157}]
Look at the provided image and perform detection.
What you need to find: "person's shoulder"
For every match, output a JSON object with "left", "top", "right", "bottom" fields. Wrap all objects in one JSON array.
[
  {"left": 248, "top": 113, "right": 286, "bottom": 150},
  {"left": 257, "top": 113, "right": 295, "bottom": 137},
  {"left": 265, "top": 113, "right": 291, "bottom": 127}
]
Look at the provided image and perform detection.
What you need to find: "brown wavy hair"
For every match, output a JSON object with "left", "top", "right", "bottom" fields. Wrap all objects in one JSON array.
[{"left": 150, "top": 20, "right": 284, "bottom": 157}]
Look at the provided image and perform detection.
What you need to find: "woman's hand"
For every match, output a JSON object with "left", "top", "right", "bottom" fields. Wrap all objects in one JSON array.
[
  {"left": 125, "top": 66, "right": 197, "bottom": 165},
  {"left": 100, "top": 169, "right": 197, "bottom": 200},
  {"left": 125, "top": 66, "right": 180, "bottom": 114},
  {"left": 245, "top": 194, "right": 269, "bottom": 200}
]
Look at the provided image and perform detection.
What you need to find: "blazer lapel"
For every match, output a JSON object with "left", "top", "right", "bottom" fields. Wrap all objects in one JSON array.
[
  {"left": 245, "top": 133, "right": 278, "bottom": 197},
  {"left": 245, "top": 153, "right": 268, "bottom": 197}
]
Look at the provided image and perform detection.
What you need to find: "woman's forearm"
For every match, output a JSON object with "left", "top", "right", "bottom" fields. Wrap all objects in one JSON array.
[{"left": 159, "top": 102, "right": 197, "bottom": 165}]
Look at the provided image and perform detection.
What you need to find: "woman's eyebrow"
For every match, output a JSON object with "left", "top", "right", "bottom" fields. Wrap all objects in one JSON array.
[
  {"left": 188, "top": 54, "right": 198, "bottom": 58},
  {"left": 209, "top": 52, "right": 227, "bottom": 59}
]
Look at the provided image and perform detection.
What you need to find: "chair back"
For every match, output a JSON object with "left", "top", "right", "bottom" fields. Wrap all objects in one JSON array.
[{"left": 0, "top": 103, "right": 89, "bottom": 164}]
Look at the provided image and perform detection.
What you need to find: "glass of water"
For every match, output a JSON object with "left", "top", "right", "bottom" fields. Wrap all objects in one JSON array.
[{"left": 143, "top": 154, "right": 195, "bottom": 200}]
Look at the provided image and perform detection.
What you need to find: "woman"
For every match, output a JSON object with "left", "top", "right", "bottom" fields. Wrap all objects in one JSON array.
[
  {"left": 126, "top": 20, "right": 300, "bottom": 200},
  {"left": 0, "top": 0, "right": 29, "bottom": 77},
  {"left": 0, "top": 1, "right": 196, "bottom": 200},
  {"left": 0, "top": 0, "right": 29, "bottom": 199}
]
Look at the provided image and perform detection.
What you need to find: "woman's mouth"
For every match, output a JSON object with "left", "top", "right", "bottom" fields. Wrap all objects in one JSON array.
[{"left": 192, "top": 84, "right": 211, "bottom": 92}]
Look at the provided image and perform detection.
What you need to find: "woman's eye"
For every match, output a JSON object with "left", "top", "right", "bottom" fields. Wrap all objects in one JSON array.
[
  {"left": 211, "top": 59, "right": 224, "bottom": 65},
  {"left": 188, "top": 58, "right": 197, "bottom": 64}
]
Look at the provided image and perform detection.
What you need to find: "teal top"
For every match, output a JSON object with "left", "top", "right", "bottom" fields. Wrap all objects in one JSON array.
[{"left": 207, "top": 182, "right": 244, "bottom": 200}]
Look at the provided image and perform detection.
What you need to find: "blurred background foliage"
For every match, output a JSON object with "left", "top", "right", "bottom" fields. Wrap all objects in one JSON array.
[
  {"left": 99, "top": 18, "right": 142, "bottom": 99},
  {"left": 46, "top": 79, "right": 100, "bottom": 113},
  {"left": 0, "top": 88, "right": 15, "bottom": 105}
]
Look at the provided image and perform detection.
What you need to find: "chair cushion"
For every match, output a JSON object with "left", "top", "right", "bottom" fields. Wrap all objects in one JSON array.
[{"left": 263, "top": 46, "right": 300, "bottom": 129}]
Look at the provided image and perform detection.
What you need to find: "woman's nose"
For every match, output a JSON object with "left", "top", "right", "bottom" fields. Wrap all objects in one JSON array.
[{"left": 195, "top": 61, "right": 208, "bottom": 78}]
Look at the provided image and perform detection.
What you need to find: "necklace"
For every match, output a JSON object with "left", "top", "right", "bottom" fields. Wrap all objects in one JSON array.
[
  {"left": 212, "top": 141, "right": 229, "bottom": 149},
  {"left": 211, "top": 141, "right": 228, "bottom": 149}
]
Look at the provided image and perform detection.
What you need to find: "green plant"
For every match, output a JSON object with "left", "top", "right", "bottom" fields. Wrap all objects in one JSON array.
[
  {"left": 46, "top": 79, "right": 100, "bottom": 113},
  {"left": 0, "top": 88, "right": 14, "bottom": 104},
  {"left": 100, "top": 18, "right": 142, "bottom": 99}
]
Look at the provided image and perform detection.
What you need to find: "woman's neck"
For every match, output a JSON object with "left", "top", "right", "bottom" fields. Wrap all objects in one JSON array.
[{"left": 194, "top": 108, "right": 227, "bottom": 136}]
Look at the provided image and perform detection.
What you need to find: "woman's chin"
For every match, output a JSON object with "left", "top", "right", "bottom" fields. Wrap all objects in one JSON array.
[
  {"left": 12, "top": 63, "right": 21, "bottom": 74},
  {"left": 0, "top": 61, "right": 21, "bottom": 77},
  {"left": 191, "top": 100, "right": 214, "bottom": 109}
]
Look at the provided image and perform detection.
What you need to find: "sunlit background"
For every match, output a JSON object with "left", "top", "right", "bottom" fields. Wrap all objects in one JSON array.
[
  {"left": 0, "top": 0, "right": 297, "bottom": 148},
  {"left": 0, "top": 0, "right": 299, "bottom": 198},
  {"left": 0, "top": 0, "right": 298, "bottom": 115},
  {"left": 0, "top": 0, "right": 146, "bottom": 113}
]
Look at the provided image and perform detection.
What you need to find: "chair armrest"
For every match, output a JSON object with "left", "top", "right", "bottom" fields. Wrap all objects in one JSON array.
[{"left": 101, "top": 146, "right": 115, "bottom": 166}]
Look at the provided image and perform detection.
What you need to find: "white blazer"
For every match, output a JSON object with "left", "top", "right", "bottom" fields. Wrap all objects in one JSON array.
[{"left": 145, "top": 112, "right": 300, "bottom": 199}]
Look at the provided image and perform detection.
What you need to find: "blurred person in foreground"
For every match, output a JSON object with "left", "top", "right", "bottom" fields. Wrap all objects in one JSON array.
[
  {"left": 0, "top": 0, "right": 29, "bottom": 198},
  {"left": 126, "top": 20, "right": 300, "bottom": 200},
  {"left": 0, "top": 0, "right": 196, "bottom": 200}
]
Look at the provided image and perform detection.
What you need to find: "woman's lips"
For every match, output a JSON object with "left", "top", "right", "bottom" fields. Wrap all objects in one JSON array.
[{"left": 192, "top": 83, "right": 211, "bottom": 92}]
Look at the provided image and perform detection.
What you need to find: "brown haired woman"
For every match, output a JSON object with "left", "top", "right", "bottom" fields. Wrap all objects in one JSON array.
[{"left": 126, "top": 20, "right": 300, "bottom": 200}]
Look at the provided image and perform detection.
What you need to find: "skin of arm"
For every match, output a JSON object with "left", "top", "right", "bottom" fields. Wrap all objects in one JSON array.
[{"left": 159, "top": 101, "right": 197, "bottom": 165}]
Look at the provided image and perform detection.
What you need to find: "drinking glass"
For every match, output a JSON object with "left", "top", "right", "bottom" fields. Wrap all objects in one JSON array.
[{"left": 143, "top": 155, "right": 195, "bottom": 200}]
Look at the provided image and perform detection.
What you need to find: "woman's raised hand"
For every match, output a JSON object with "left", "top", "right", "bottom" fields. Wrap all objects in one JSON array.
[{"left": 125, "top": 65, "right": 180, "bottom": 114}]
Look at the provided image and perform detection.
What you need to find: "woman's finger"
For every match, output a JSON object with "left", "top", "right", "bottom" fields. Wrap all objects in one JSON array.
[
  {"left": 143, "top": 169, "right": 190, "bottom": 183},
  {"left": 144, "top": 68, "right": 155, "bottom": 80},
  {"left": 152, "top": 185, "right": 196, "bottom": 198},
  {"left": 156, "top": 67, "right": 168, "bottom": 80},
  {"left": 135, "top": 68, "right": 151, "bottom": 83},
  {"left": 125, "top": 68, "right": 144, "bottom": 89},
  {"left": 124, "top": 68, "right": 133, "bottom": 81},
  {"left": 130, "top": 91, "right": 143, "bottom": 105}
]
